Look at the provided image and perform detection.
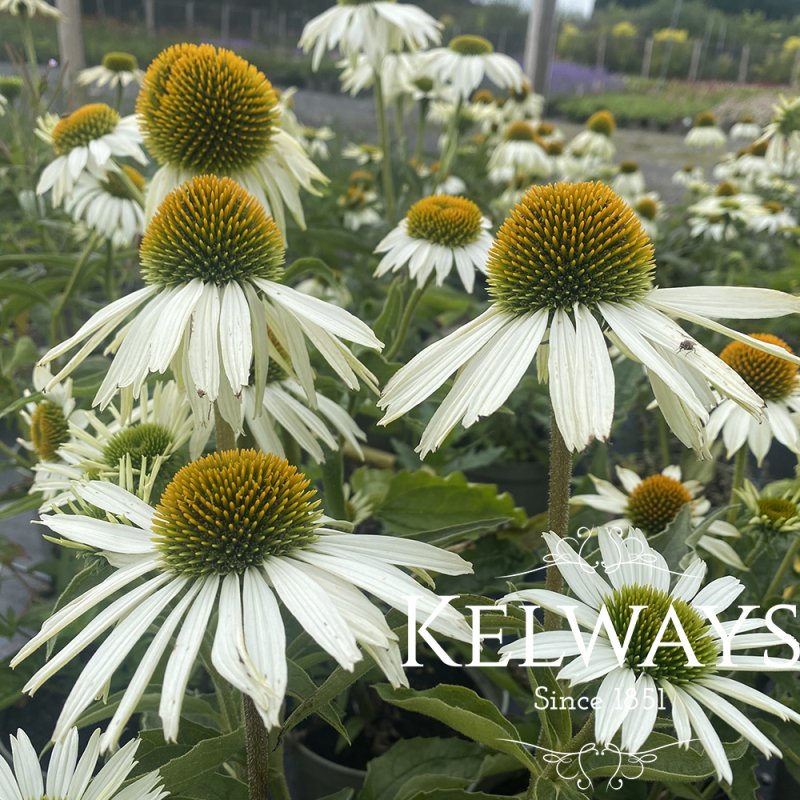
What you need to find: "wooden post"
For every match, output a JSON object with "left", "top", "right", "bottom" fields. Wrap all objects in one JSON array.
[
  {"left": 641, "top": 37, "right": 654, "bottom": 79},
  {"left": 221, "top": 3, "right": 230, "bottom": 43},
  {"left": 737, "top": 44, "right": 750, "bottom": 83},
  {"left": 185, "top": 0, "right": 194, "bottom": 31},
  {"left": 791, "top": 48, "right": 800, "bottom": 88},
  {"left": 55, "top": 0, "right": 86, "bottom": 110},
  {"left": 596, "top": 33, "right": 607, "bottom": 71},
  {"left": 143, "top": 0, "right": 155, "bottom": 35},
  {"left": 523, "top": 0, "right": 558, "bottom": 95},
  {"left": 688, "top": 39, "right": 702, "bottom": 81}
]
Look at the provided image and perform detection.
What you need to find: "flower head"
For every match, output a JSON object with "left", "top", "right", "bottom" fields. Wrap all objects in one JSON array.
[
  {"left": 78, "top": 51, "right": 144, "bottom": 88},
  {"left": 139, "top": 44, "right": 325, "bottom": 234},
  {"left": 501, "top": 528, "right": 800, "bottom": 782},
  {"left": 0, "top": 728, "right": 165, "bottom": 799},
  {"left": 379, "top": 181, "right": 800, "bottom": 456},
  {"left": 739, "top": 481, "right": 800, "bottom": 535},
  {"left": 375, "top": 194, "right": 493, "bottom": 292},
  {"left": 12, "top": 449, "right": 472, "bottom": 748}
]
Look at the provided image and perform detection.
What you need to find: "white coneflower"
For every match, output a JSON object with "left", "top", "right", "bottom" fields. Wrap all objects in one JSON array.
[
  {"left": 138, "top": 43, "right": 326, "bottom": 235},
  {"left": 38, "top": 176, "right": 383, "bottom": 433},
  {"left": 761, "top": 95, "right": 800, "bottom": 175},
  {"left": 715, "top": 140, "right": 776, "bottom": 189},
  {"left": 423, "top": 35, "right": 525, "bottom": 101},
  {"left": 571, "top": 465, "right": 745, "bottom": 568},
  {"left": 12, "top": 449, "right": 472, "bottom": 748},
  {"left": 243, "top": 377, "right": 365, "bottom": 464},
  {"left": 300, "top": 0, "right": 441, "bottom": 70},
  {"left": 685, "top": 112, "right": 727, "bottom": 148},
  {"left": 730, "top": 114, "right": 762, "bottom": 141},
  {"left": 78, "top": 51, "right": 144, "bottom": 89},
  {"left": 0, "top": 728, "right": 165, "bottom": 798},
  {"left": 375, "top": 195, "right": 493, "bottom": 293},
  {"left": 300, "top": 125, "right": 335, "bottom": 160},
  {"left": 0, "top": 0, "right": 60, "bottom": 17},
  {"left": 338, "top": 183, "right": 383, "bottom": 230},
  {"left": 500, "top": 528, "right": 800, "bottom": 783},
  {"left": 707, "top": 333, "right": 800, "bottom": 465},
  {"left": 738, "top": 481, "right": 800, "bottom": 535},
  {"left": 688, "top": 180, "right": 764, "bottom": 241},
  {"left": 488, "top": 121, "right": 551, "bottom": 181},
  {"left": 748, "top": 200, "right": 798, "bottom": 235},
  {"left": 65, "top": 164, "right": 145, "bottom": 248},
  {"left": 338, "top": 51, "right": 416, "bottom": 102},
  {"left": 36, "top": 102, "right": 146, "bottom": 207},
  {"left": 633, "top": 193, "right": 662, "bottom": 239},
  {"left": 342, "top": 142, "right": 383, "bottom": 165},
  {"left": 612, "top": 160, "right": 646, "bottom": 200},
  {"left": 566, "top": 110, "right": 616, "bottom": 163},
  {"left": 378, "top": 181, "right": 800, "bottom": 457},
  {"left": 501, "top": 79, "right": 544, "bottom": 122},
  {"left": 672, "top": 163, "right": 707, "bottom": 192}
]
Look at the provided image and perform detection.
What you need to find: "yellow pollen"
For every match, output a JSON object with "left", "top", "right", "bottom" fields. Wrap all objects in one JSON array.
[
  {"left": 405, "top": 195, "right": 483, "bottom": 248},
  {"left": 29, "top": 400, "right": 69, "bottom": 461},
  {"left": 625, "top": 474, "right": 693, "bottom": 535},
  {"left": 153, "top": 449, "right": 321, "bottom": 575},
  {"left": 136, "top": 43, "right": 279, "bottom": 173},
  {"left": 140, "top": 175, "right": 285, "bottom": 287},
  {"left": 486, "top": 181, "right": 655, "bottom": 313},
  {"left": 51, "top": 103, "right": 119, "bottom": 155},
  {"left": 720, "top": 334, "right": 797, "bottom": 401}
]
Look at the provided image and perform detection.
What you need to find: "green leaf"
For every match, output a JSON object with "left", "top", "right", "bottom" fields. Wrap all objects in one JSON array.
[
  {"left": 374, "top": 684, "right": 538, "bottom": 771},
  {"left": 0, "top": 391, "right": 41, "bottom": 420},
  {"left": 584, "top": 732, "right": 749, "bottom": 783},
  {"left": 0, "top": 492, "right": 41, "bottom": 521},
  {"left": 76, "top": 691, "right": 217, "bottom": 729},
  {"left": 401, "top": 791, "right": 520, "bottom": 800},
  {"left": 283, "top": 256, "right": 338, "bottom": 284},
  {"left": 373, "top": 276, "right": 407, "bottom": 344},
  {"left": 650, "top": 505, "right": 693, "bottom": 571},
  {"left": 320, "top": 791, "right": 355, "bottom": 800},
  {"left": 171, "top": 773, "right": 248, "bottom": 800},
  {"left": 158, "top": 727, "right": 245, "bottom": 792},
  {"left": 359, "top": 738, "right": 484, "bottom": 800},
  {"left": 373, "top": 470, "right": 526, "bottom": 537},
  {"left": 287, "top": 659, "right": 349, "bottom": 740}
]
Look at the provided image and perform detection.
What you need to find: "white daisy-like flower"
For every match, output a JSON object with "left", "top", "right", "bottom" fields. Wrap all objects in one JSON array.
[
  {"left": 730, "top": 116, "right": 762, "bottom": 140},
  {"left": 612, "top": 160, "right": 646, "bottom": 200},
  {"left": 338, "top": 51, "right": 417, "bottom": 103},
  {"left": 0, "top": 93, "right": 7, "bottom": 116},
  {"left": 688, "top": 182, "right": 764, "bottom": 241},
  {"left": 378, "top": 181, "right": 800, "bottom": 457},
  {"left": 138, "top": 43, "right": 326, "bottom": 235},
  {"left": 300, "top": 125, "right": 335, "bottom": 160},
  {"left": 714, "top": 141, "right": 777, "bottom": 189},
  {"left": 707, "top": 332, "right": 800, "bottom": 465},
  {"left": 243, "top": 377, "right": 365, "bottom": 464},
  {"left": 748, "top": 200, "right": 798, "bottom": 235},
  {"left": 672, "top": 164, "right": 707, "bottom": 191},
  {"left": 488, "top": 121, "right": 551, "bottom": 181},
  {"left": 423, "top": 35, "right": 525, "bottom": 101},
  {"left": 0, "top": 0, "right": 60, "bottom": 17},
  {"left": 571, "top": 465, "right": 745, "bottom": 568},
  {"left": 37, "top": 176, "right": 383, "bottom": 434},
  {"left": 434, "top": 174, "right": 468, "bottom": 196},
  {"left": 632, "top": 193, "right": 662, "bottom": 239},
  {"left": 686, "top": 112, "right": 727, "bottom": 148},
  {"left": 78, "top": 51, "right": 144, "bottom": 89},
  {"left": 11, "top": 448, "right": 473, "bottom": 749},
  {"left": 501, "top": 80, "right": 544, "bottom": 122},
  {"left": 0, "top": 728, "right": 165, "bottom": 799},
  {"left": 36, "top": 102, "right": 146, "bottom": 207},
  {"left": 300, "top": 0, "right": 441, "bottom": 70},
  {"left": 738, "top": 480, "right": 800, "bottom": 535},
  {"left": 375, "top": 195, "right": 493, "bottom": 293},
  {"left": 761, "top": 95, "right": 800, "bottom": 176},
  {"left": 65, "top": 164, "right": 145, "bottom": 248},
  {"left": 500, "top": 528, "right": 800, "bottom": 783},
  {"left": 566, "top": 110, "right": 616, "bottom": 164},
  {"left": 37, "top": 380, "right": 198, "bottom": 509},
  {"left": 342, "top": 142, "right": 383, "bottom": 165}
]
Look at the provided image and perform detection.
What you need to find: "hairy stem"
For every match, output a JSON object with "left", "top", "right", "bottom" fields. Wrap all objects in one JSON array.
[
  {"left": 243, "top": 696, "right": 269, "bottom": 800},
  {"left": 727, "top": 446, "right": 747, "bottom": 523}
]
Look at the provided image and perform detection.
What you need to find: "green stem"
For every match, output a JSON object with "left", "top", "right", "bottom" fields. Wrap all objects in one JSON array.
[
  {"left": 214, "top": 405, "right": 238, "bottom": 451},
  {"left": 414, "top": 98, "right": 428, "bottom": 162},
  {"left": 393, "top": 96, "right": 407, "bottom": 163},
  {"left": 50, "top": 231, "right": 102, "bottom": 344},
  {"left": 527, "top": 711, "right": 596, "bottom": 796},
  {"left": 383, "top": 280, "right": 428, "bottom": 361},
  {"left": 764, "top": 537, "right": 800, "bottom": 602},
  {"left": 320, "top": 446, "right": 347, "bottom": 520},
  {"left": 373, "top": 71, "right": 396, "bottom": 224},
  {"left": 545, "top": 414, "right": 572, "bottom": 631},
  {"left": 20, "top": 15, "right": 41, "bottom": 97},
  {"left": 727, "top": 447, "right": 747, "bottom": 523},
  {"left": 438, "top": 97, "right": 463, "bottom": 180},
  {"left": 656, "top": 413, "right": 670, "bottom": 468},
  {"left": 267, "top": 737, "right": 292, "bottom": 800},
  {"left": 243, "top": 696, "right": 269, "bottom": 800},
  {"left": 114, "top": 81, "right": 124, "bottom": 111}
]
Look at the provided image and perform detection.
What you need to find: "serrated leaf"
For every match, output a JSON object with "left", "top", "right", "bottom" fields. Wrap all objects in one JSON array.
[
  {"left": 374, "top": 470, "right": 526, "bottom": 537},
  {"left": 158, "top": 727, "right": 245, "bottom": 792},
  {"left": 359, "top": 737, "right": 483, "bottom": 800},
  {"left": 374, "top": 684, "right": 538, "bottom": 771}
]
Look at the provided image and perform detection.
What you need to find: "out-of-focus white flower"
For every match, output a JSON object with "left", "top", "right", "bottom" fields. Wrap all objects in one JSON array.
[
  {"left": 612, "top": 160, "right": 646, "bottom": 200},
  {"left": 566, "top": 110, "right": 616, "bottom": 164},
  {"left": 343, "top": 142, "right": 383, "bottom": 164},
  {"left": 686, "top": 112, "right": 727, "bottom": 148},
  {"left": 688, "top": 181, "right": 763, "bottom": 240},
  {"left": 730, "top": 115, "right": 762, "bottom": 141},
  {"left": 300, "top": 0, "right": 441, "bottom": 70},
  {"left": 300, "top": 125, "right": 335, "bottom": 160},
  {"left": 0, "top": 0, "right": 61, "bottom": 17},
  {"left": 761, "top": 95, "right": 800, "bottom": 176},
  {"left": 78, "top": 51, "right": 144, "bottom": 89},
  {"left": 488, "top": 120, "right": 551, "bottom": 181}
]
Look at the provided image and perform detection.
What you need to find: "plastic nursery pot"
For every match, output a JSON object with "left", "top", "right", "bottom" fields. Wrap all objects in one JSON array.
[{"left": 285, "top": 735, "right": 367, "bottom": 800}]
